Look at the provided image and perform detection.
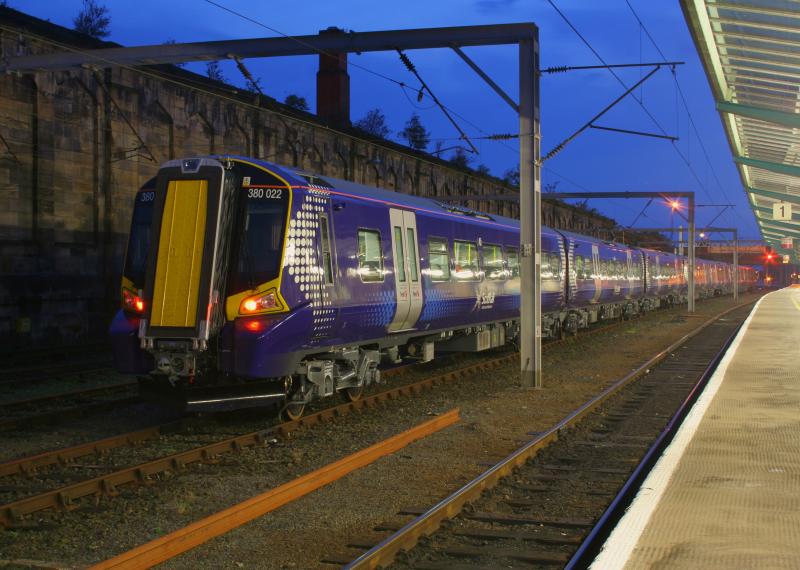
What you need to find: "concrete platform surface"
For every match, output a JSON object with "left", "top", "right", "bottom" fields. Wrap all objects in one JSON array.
[{"left": 594, "top": 287, "right": 800, "bottom": 569}]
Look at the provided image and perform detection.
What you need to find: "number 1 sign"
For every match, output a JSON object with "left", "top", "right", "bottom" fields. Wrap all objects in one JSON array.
[{"left": 773, "top": 202, "right": 792, "bottom": 221}]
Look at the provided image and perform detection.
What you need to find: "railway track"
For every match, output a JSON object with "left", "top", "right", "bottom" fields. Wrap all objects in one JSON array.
[
  {"left": 0, "top": 382, "right": 139, "bottom": 431},
  {"left": 91, "top": 410, "right": 462, "bottom": 570},
  {"left": 0, "top": 343, "right": 114, "bottom": 388},
  {"left": 0, "top": 301, "right": 718, "bottom": 531},
  {"left": 0, "top": 356, "right": 509, "bottom": 529},
  {"left": 340, "top": 302, "right": 753, "bottom": 569}
]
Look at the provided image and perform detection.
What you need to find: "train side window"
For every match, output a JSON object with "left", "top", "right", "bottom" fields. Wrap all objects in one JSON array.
[
  {"left": 393, "top": 226, "right": 407, "bottom": 283},
  {"left": 453, "top": 240, "right": 480, "bottom": 281},
  {"left": 540, "top": 253, "right": 551, "bottom": 277},
  {"left": 506, "top": 247, "right": 520, "bottom": 278},
  {"left": 357, "top": 229, "right": 384, "bottom": 283},
  {"left": 319, "top": 215, "right": 334, "bottom": 286},
  {"left": 552, "top": 253, "right": 561, "bottom": 277},
  {"left": 484, "top": 244, "right": 505, "bottom": 280},
  {"left": 427, "top": 237, "right": 450, "bottom": 282},
  {"left": 575, "top": 255, "right": 584, "bottom": 279},
  {"left": 406, "top": 228, "right": 419, "bottom": 282}
]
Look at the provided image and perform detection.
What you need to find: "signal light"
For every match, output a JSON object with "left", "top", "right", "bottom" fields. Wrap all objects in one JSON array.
[{"left": 244, "top": 320, "right": 262, "bottom": 332}]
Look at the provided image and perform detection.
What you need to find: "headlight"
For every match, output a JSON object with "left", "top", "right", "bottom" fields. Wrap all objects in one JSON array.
[{"left": 240, "top": 290, "right": 280, "bottom": 314}]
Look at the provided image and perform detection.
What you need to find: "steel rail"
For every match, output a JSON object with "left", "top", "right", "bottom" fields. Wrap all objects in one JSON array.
[
  {"left": 0, "top": 358, "right": 510, "bottom": 529},
  {"left": 89, "top": 409, "right": 460, "bottom": 570},
  {"left": 0, "top": 300, "right": 711, "bottom": 523},
  {"left": 0, "top": 316, "right": 611, "bottom": 484},
  {"left": 565, "top": 320, "right": 743, "bottom": 568},
  {"left": 0, "top": 396, "right": 141, "bottom": 432},
  {"left": 2, "top": 381, "right": 136, "bottom": 411},
  {"left": 0, "top": 423, "right": 180, "bottom": 478},
  {"left": 0, "top": 363, "right": 412, "bottom": 479},
  {"left": 344, "top": 299, "right": 757, "bottom": 569}
]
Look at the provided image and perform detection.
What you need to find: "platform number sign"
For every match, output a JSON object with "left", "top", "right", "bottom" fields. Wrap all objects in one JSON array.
[{"left": 773, "top": 202, "right": 792, "bottom": 221}]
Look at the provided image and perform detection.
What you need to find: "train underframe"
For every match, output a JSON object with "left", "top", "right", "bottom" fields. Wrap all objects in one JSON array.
[{"left": 138, "top": 286, "right": 742, "bottom": 416}]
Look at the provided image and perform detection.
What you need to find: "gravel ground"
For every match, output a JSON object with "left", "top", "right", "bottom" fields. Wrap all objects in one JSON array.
[{"left": 0, "top": 293, "right": 761, "bottom": 569}]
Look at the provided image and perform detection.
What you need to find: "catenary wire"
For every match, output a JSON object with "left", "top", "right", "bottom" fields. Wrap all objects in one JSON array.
[{"left": 623, "top": 0, "right": 749, "bottom": 231}]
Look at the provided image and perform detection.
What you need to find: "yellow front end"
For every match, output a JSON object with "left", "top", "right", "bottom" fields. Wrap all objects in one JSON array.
[{"left": 150, "top": 180, "right": 208, "bottom": 329}]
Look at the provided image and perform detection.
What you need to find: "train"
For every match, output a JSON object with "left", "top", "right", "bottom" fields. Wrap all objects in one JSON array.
[{"left": 110, "top": 156, "right": 757, "bottom": 417}]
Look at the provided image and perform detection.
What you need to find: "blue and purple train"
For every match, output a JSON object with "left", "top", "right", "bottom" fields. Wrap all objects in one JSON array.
[{"left": 110, "top": 156, "right": 756, "bottom": 416}]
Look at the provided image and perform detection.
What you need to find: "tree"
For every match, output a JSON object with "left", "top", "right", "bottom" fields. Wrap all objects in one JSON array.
[
  {"left": 476, "top": 164, "right": 491, "bottom": 176},
  {"left": 244, "top": 77, "right": 263, "bottom": 94},
  {"left": 543, "top": 181, "right": 560, "bottom": 193},
  {"left": 502, "top": 166, "right": 520, "bottom": 188},
  {"left": 206, "top": 61, "right": 226, "bottom": 83},
  {"left": 354, "top": 109, "right": 390, "bottom": 138},
  {"left": 449, "top": 147, "right": 473, "bottom": 169},
  {"left": 284, "top": 94, "right": 309, "bottom": 112},
  {"left": 400, "top": 113, "right": 430, "bottom": 151},
  {"left": 73, "top": 0, "right": 110, "bottom": 39}
]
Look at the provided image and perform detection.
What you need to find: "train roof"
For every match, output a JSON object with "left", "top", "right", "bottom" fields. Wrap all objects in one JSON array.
[
  {"left": 193, "top": 156, "right": 751, "bottom": 268},
  {"left": 228, "top": 156, "right": 531, "bottom": 231}
]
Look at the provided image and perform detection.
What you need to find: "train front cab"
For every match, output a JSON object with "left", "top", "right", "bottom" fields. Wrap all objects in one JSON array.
[{"left": 110, "top": 157, "right": 299, "bottom": 410}]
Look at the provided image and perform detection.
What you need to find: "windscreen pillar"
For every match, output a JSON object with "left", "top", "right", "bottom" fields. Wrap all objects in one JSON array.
[{"left": 519, "top": 32, "right": 542, "bottom": 389}]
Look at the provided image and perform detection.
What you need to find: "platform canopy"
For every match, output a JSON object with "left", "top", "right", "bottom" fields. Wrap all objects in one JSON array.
[{"left": 682, "top": 0, "right": 800, "bottom": 262}]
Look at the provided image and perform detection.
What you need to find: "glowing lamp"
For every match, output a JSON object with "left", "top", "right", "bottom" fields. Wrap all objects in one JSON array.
[
  {"left": 122, "top": 289, "right": 145, "bottom": 314},
  {"left": 670, "top": 200, "right": 680, "bottom": 210},
  {"left": 240, "top": 291, "right": 278, "bottom": 314},
  {"left": 244, "top": 320, "right": 262, "bottom": 332}
]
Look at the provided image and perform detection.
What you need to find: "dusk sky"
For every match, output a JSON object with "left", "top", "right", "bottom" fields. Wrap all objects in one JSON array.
[{"left": 11, "top": 0, "right": 760, "bottom": 239}]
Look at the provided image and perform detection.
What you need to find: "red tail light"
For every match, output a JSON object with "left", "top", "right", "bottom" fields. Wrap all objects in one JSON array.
[{"left": 123, "top": 289, "right": 145, "bottom": 314}]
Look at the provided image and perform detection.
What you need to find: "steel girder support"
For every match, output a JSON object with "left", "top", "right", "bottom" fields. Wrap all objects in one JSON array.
[
  {"left": 1, "top": 24, "right": 536, "bottom": 72},
  {"left": 755, "top": 216, "right": 800, "bottom": 231},
  {"left": 752, "top": 205, "right": 800, "bottom": 222},
  {"left": 735, "top": 156, "right": 800, "bottom": 178},
  {"left": 718, "top": 100, "right": 800, "bottom": 129},
  {"left": 747, "top": 186, "right": 800, "bottom": 206}
]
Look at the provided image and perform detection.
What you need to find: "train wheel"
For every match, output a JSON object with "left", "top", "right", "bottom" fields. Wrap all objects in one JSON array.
[
  {"left": 344, "top": 385, "right": 364, "bottom": 402},
  {"left": 283, "top": 401, "right": 305, "bottom": 421}
]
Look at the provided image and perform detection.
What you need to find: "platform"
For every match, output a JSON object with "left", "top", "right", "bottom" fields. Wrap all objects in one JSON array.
[{"left": 594, "top": 287, "right": 800, "bottom": 569}]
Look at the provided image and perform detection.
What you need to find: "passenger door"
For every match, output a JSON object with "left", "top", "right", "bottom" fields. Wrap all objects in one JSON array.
[
  {"left": 388, "top": 208, "right": 423, "bottom": 332},
  {"left": 591, "top": 244, "right": 601, "bottom": 303}
]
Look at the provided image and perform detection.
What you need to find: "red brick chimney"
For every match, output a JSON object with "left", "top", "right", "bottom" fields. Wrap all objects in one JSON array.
[{"left": 316, "top": 27, "right": 350, "bottom": 126}]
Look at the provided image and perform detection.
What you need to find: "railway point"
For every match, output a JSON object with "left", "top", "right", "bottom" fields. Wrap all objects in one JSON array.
[{"left": 0, "top": 1, "right": 799, "bottom": 569}]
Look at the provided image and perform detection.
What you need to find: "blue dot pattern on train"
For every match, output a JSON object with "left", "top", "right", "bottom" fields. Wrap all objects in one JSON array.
[{"left": 356, "top": 289, "right": 396, "bottom": 328}]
